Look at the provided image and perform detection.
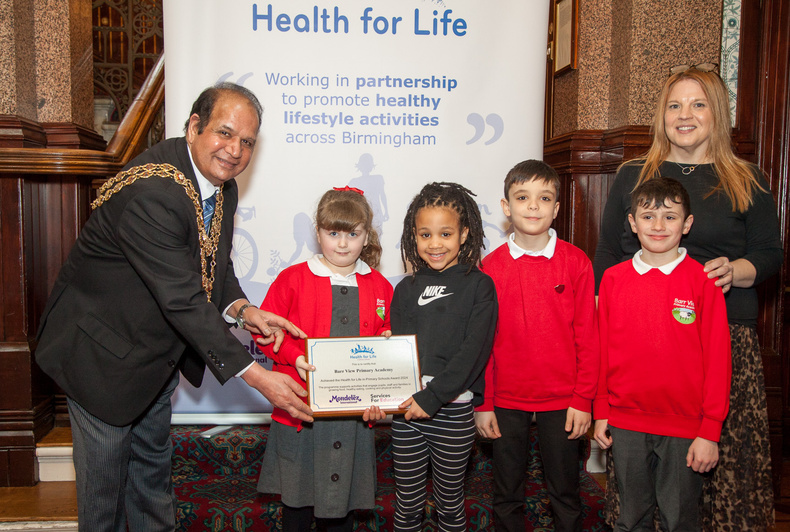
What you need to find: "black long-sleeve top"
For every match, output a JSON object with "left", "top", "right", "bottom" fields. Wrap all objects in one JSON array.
[
  {"left": 593, "top": 161, "right": 783, "bottom": 326},
  {"left": 390, "top": 263, "right": 498, "bottom": 416}
]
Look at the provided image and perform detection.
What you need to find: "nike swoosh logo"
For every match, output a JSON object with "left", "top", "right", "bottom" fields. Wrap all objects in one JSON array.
[{"left": 418, "top": 292, "right": 453, "bottom": 306}]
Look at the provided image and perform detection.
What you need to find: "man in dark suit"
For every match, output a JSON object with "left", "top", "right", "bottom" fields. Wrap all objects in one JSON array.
[{"left": 36, "top": 83, "right": 313, "bottom": 531}]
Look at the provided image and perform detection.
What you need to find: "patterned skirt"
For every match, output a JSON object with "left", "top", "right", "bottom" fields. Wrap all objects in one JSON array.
[{"left": 603, "top": 324, "right": 775, "bottom": 531}]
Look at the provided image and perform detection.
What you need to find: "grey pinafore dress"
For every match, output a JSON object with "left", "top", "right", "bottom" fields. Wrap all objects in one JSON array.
[{"left": 257, "top": 284, "right": 377, "bottom": 518}]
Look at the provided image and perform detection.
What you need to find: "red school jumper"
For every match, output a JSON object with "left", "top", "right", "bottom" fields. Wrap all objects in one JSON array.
[
  {"left": 478, "top": 240, "right": 599, "bottom": 414},
  {"left": 595, "top": 253, "right": 731, "bottom": 441},
  {"left": 253, "top": 261, "right": 393, "bottom": 429}
]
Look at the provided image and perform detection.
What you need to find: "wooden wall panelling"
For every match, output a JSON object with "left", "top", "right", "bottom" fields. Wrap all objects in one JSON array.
[
  {"left": 0, "top": 167, "right": 95, "bottom": 485},
  {"left": 0, "top": 54, "right": 163, "bottom": 486},
  {"left": 755, "top": 1, "right": 789, "bottom": 502},
  {"left": 567, "top": 172, "right": 616, "bottom": 260},
  {"left": 736, "top": 0, "right": 790, "bottom": 495},
  {"left": 544, "top": 127, "right": 651, "bottom": 259},
  {"left": 0, "top": 171, "right": 50, "bottom": 486}
]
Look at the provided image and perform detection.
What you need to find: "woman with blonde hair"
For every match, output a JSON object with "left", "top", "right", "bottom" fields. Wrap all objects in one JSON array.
[{"left": 593, "top": 64, "right": 782, "bottom": 531}]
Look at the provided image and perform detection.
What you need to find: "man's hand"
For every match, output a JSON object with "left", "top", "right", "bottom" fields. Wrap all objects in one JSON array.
[
  {"left": 237, "top": 304, "right": 305, "bottom": 353},
  {"left": 565, "top": 407, "right": 591, "bottom": 439},
  {"left": 686, "top": 437, "right": 719, "bottom": 473},
  {"left": 594, "top": 419, "right": 612, "bottom": 449},
  {"left": 474, "top": 411, "right": 501, "bottom": 439},
  {"left": 241, "top": 362, "right": 313, "bottom": 423}
]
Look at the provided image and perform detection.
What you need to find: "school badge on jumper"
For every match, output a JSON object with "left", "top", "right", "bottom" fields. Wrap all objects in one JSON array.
[
  {"left": 376, "top": 298, "right": 386, "bottom": 321},
  {"left": 671, "top": 297, "right": 696, "bottom": 324}
]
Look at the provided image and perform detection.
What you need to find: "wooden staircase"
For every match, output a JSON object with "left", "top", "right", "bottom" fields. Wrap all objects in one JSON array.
[
  {"left": 0, "top": 431, "right": 77, "bottom": 531},
  {"left": 36, "top": 428, "right": 74, "bottom": 483}
]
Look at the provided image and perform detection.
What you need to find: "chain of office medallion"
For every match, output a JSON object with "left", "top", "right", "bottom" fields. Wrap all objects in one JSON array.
[{"left": 92, "top": 163, "right": 223, "bottom": 302}]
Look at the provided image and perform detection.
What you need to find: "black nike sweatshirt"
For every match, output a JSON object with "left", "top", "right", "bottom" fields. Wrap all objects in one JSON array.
[{"left": 390, "top": 263, "right": 498, "bottom": 416}]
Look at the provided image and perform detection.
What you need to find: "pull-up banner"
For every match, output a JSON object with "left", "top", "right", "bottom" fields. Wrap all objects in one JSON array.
[{"left": 164, "top": 0, "right": 550, "bottom": 421}]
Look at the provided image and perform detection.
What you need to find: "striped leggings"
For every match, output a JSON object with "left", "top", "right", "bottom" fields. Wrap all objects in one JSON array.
[{"left": 391, "top": 402, "right": 476, "bottom": 532}]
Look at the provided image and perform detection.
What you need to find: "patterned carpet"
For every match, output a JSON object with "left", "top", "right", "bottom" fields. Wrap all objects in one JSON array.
[{"left": 171, "top": 424, "right": 607, "bottom": 531}]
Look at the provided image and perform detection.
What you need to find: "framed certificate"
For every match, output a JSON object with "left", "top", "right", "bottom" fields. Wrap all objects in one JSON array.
[
  {"left": 305, "top": 335, "right": 421, "bottom": 417},
  {"left": 552, "top": 0, "right": 578, "bottom": 75}
]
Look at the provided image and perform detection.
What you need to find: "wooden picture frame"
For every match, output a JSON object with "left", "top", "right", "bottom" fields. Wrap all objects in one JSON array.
[
  {"left": 552, "top": 0, "right": 578, "bottom": 75},
  {"left": 305, "top": 335, "right": 421, "bottom": 417}
]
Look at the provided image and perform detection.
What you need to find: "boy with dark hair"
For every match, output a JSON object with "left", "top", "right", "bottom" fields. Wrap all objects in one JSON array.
[
  {"left": 476, "top": 159, "right": 599, "bottom": 531},
  {"left": 594, "top": 176, "right": 731, "bottom": 531}
]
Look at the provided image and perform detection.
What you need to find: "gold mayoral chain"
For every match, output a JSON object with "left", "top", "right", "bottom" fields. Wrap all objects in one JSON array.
[{"left": 91, "top": 163, "right": 224, "bottom": 302}]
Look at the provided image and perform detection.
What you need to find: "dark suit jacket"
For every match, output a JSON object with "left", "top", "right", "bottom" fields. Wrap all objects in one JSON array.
[{"left": 36, "top": 137, "right": 253, "bottom": 426}]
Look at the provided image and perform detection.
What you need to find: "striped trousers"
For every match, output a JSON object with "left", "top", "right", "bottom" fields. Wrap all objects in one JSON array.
[
  {"left": 392, "top": 402, "right": 476, "bottom": 532},
  {"left": 67, "top": 372, "right": 179, "bottom": 532}
]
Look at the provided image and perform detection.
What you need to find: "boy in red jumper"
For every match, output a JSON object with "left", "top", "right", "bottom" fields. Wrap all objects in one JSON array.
[
  {"left": 594, "top": 177, "right": 731, "bottom": 531},
  {"left": 475, "top": 160, "right": 599, "bottom": 532}
]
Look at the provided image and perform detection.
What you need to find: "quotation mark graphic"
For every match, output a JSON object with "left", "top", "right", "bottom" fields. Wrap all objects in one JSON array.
[
  {"left": 466, "top": 113, "right": 504, "bottom": 145},
  {"left": 217, "top": 72, "right": 254, "bottom": 86}
]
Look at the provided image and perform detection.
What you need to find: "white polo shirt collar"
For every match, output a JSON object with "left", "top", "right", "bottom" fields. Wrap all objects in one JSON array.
[
  {"left": 307, "top": 255, "right": 371, "bottom": 287},
  {"left": 632, "top": 247, "right": 688, "bottom": 275},
  {"left": 507, "top": 228, "right": 558, "bottom": 260}
]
